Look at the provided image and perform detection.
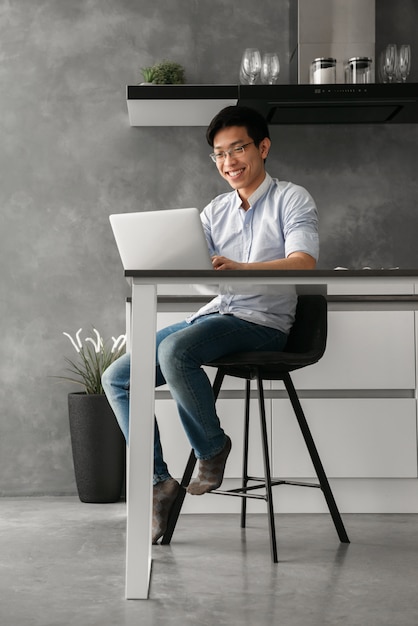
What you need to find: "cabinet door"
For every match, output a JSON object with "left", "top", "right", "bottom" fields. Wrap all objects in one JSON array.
[
  {"left": 271, "top": 398, "right": 417, "bottom": 478},
  {"left": 287, "top": 311, "right": 416, "bottom": 389}
]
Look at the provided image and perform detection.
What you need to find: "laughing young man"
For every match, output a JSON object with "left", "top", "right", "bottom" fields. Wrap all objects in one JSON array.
[{"left": 102, "top": 105, "right": 319, "bottom": 544}]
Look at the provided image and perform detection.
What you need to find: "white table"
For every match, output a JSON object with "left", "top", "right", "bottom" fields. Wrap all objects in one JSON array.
[{"left": 123, "top": 269, "right": 418, "bottom": 599}]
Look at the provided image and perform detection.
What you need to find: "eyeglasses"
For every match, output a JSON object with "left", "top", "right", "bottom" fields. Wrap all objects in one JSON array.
[{"left": 209, "top": 142, "right": 254, "bottom": 163}]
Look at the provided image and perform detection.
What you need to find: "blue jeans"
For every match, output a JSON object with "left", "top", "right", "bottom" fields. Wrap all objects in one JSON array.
[{"left": 102, "top": 313, "right": 287, "bottom": 484}]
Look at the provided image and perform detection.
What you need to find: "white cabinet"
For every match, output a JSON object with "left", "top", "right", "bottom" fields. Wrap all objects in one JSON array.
[
  {"left": 289, "top": 310, "right": 416, "bottom": 390},
  {"left": 271, "top": 398, "right": 417, "bottom": 478}
]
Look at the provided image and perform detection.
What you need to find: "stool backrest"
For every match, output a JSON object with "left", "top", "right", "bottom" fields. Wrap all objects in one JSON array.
[{"left": 284, "top": 294, "right": 327, "bottom": 365}]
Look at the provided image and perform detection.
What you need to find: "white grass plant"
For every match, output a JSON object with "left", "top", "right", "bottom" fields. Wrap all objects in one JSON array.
[{"left": 58, "top": 328, "right": 126, "bottom": 395}]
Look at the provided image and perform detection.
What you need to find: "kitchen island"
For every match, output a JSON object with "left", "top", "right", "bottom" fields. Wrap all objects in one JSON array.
[{"left": 123, "top": 269, "right": 418, "bottom": 598}]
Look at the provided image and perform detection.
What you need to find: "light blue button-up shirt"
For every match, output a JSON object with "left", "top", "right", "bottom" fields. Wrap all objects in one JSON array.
[{"left": 188, "top": 173, "right": 319, "bottom": 334}]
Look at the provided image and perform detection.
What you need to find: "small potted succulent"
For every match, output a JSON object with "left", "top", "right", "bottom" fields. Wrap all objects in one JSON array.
[
  {"left": 57, "top": 328, "right": 127, "bottom": 503},
  {"left": 140, "top": 60, "right": 186, "bottom": 85},
  {"left": 140, "top": 66, "right": 157, "bottom": 84}
]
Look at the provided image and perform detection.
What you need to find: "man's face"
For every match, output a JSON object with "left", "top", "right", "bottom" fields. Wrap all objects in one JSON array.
[{"left": 212, "top": 126, "right": 271, "bottom": 199}]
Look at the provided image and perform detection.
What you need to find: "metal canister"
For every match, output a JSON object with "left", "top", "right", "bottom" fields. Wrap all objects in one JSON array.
[
  {"left": 345, "top": 57, "right": 373, "bottom": 84},
  {"left": 310, "top": 58, "right": 337, "bottom": 84}
]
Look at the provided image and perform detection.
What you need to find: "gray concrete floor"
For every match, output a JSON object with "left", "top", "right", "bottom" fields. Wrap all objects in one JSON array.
[{"left": 1, "top": 498, "right": 418, "bottom": 626}]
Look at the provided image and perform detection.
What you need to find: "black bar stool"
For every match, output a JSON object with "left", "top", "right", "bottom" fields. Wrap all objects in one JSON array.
[{"left": 162, "top": 294, "right": 349, "bottom": 561}]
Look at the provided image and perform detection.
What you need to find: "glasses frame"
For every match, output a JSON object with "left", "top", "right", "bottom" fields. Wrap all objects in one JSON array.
[{"left": 209, "top": 141, "right": 255, "bottom": 163}]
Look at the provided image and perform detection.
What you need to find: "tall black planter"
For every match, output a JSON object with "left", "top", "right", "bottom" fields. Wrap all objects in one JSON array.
[{"left": 68, "top": 392, "right": 126, "bottom": 503}]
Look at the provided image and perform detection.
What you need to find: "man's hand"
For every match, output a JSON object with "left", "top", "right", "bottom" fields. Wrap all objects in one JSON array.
[{"left": 211, "top": 256, "right": 244, "bottom": 270}]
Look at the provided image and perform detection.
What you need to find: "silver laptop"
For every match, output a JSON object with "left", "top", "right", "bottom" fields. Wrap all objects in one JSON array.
[{"left": 109, "top": 208, "right": 213, "bottom": 270}]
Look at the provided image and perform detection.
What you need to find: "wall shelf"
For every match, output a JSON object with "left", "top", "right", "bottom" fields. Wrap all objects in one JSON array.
[{"left": 126, "top": 84, "right": 237, "bottom": 126}]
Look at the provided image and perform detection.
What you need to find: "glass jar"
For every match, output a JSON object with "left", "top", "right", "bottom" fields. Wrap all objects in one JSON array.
[
  {"left": 310, "top": 58, "right": 337, "bottom": 84},
  {"left": 345, "top": 57, "right": 373, "bottom": 84}
]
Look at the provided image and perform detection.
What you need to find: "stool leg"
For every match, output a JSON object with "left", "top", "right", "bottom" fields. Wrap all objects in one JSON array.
[
  {"left": 241, "top": 379, "right": 251, "bottom": 529},
  {"left": 283, "top": 373, "right": 350, "bottom": 544},
  {"left": 257, "top": 374, "right": 278, "bottom": 563}
]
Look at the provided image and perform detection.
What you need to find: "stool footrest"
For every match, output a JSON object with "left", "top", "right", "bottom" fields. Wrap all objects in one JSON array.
[
  {"left": 210, "top": 488, "right": 267, "bottom": 501},
  {"left": 279, "top": 479, "right": 322, "bottom": 489},
  {"left": 209, "top": 477, "right": 323, "bottom": 500},
  {"left": 246, "top": 475, "right": 321, "bottom": 489}
]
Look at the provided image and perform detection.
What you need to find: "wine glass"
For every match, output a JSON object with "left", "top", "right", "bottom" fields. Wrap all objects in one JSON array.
[
  {"left": 384, "top": 44, "right": 397, "bottom": 82},
  {"left": 260, "top": 52, "right": 280, "bottom": 85},
  {"left": 378, "top": 50, "right": 388, "bottom": 83},
  {"left": 240, "top": 48, "right": 262, "bottom": 85},
  {"left": 398, "top": 44, "right": 411, "bottom": 82}
]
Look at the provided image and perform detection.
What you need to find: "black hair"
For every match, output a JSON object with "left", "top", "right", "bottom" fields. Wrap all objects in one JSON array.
[{"left": 206, "top": 105, "right": 270, "bottom": 147}]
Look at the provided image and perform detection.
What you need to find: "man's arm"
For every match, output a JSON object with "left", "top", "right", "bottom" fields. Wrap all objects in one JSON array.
[{"left": 211, "top": 251, "right": 316, "bottom": 271}]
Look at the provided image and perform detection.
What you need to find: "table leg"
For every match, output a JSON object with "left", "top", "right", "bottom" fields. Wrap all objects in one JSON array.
[{"left": 125, "top": 282, "right": 157, "bottom": 599}]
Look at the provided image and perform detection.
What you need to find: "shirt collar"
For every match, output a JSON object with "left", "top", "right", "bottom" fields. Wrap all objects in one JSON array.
[{"left": 234, "top": 172, "right": 273, "bottom": 210}]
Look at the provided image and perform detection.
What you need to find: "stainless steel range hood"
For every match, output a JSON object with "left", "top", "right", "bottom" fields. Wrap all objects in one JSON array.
[
  {"left": 238, "top": 0, "right": 418, "bottom": 126},
  {"left": 257, "top": 0, "right": 418, "bottom": 124},
  {"left": 237, "top": 83, "right": 418, "bottom": 125}
]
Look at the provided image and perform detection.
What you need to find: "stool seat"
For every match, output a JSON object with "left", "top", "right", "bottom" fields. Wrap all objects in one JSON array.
[
  {"left": 207, "top": 349, "right": 322, "bottom": 378},
  {"left": 161, "top": 294, "right": 349, "bottom": 561}
]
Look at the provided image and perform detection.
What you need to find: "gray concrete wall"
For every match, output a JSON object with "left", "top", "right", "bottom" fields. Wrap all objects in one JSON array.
[{"left": 0, "top": 0, "right": 417, "bottom": 495}]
